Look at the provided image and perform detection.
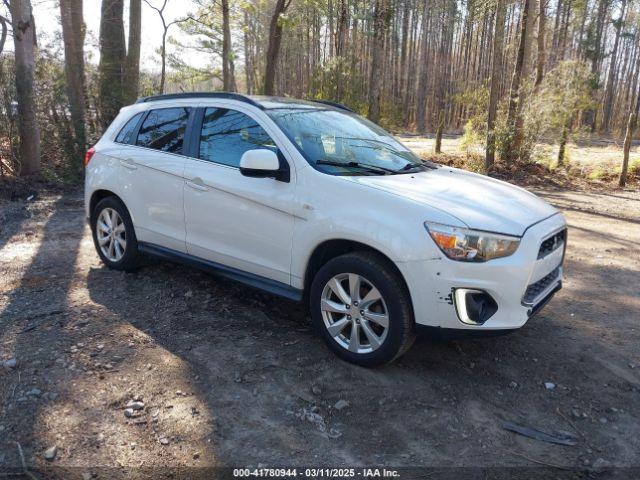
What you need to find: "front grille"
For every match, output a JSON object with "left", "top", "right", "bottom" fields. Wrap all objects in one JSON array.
[
  {"left": 523, "top": 267, "right": 561, "bottom": 305},
  {"left": 538, "top": 229, "right": 566, "bottom": 259}
]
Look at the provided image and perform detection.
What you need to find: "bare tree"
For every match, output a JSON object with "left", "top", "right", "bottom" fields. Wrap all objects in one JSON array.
[
  {"left": 59, "top": 0, "right": 86, "bottom": 169},
  {"left": 124, "top": 0, "right": 142, "bottom": 104},
  {"left": 535, "top": 0, "right": 547, "bottom": 87},
  {"left": 582, "top": 0, "right": 610, "bottom": 132},
  {"left": 144, "top": 0, "right": 189, "bottom": 94},
  {"left": 264, "top": 0, "right": 292, "bottom": 95},
  {"left": 620, "top": 90, "right": 640, "bottom": 187},
  {"left": 415, "top": 2, "right": 431, "bottom": 133},
  {"left": 504, "top": 0, "right": 532, "bottom": 162},
  {"left": 243, "top": 9, "right": 253, "bottom": 93},
  {"left": 368, "top": 0, "right": 389, "bottom": 123},
  {"left": 602, "top": 0, "right": 628, "bottom": 132},
  {"left": 0, "top": 14, "right": 8, "bottom": 55},
  {"left": 434, "top": 0, "right": 455, "bottom": 154},
  {"left": 556, "top": 116, "right": 571, "bottom": 166},
  {"left": 9, "top": 0, "right": 41, "bottom": 175},
  {"left": 99, "top": 0, "right": 126, "bottom": 129},
  {"left": 222, "top": 0, "right": 236, "bottom": 91},
  {"left": 486, "top": 0, "right": 506, "bottom": 170}
]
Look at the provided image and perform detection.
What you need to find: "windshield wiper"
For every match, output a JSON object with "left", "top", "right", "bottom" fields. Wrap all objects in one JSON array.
[
  {"left": 400, "top": 159, "right": 439, "bottom": 171},
  {"left": 316, "top": 159, "right": 394, "bottom": 175},
  {"left": 399, "top": 162, "right": 425, "bottom": 171}
]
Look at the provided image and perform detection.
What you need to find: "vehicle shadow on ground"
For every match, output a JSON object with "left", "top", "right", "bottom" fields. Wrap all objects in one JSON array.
[
  {"left": 84, "top": 246, "right": 640, "bottom": 467},
  {"left": 0, "top": 195, "right": 221, "bottom": 478}
]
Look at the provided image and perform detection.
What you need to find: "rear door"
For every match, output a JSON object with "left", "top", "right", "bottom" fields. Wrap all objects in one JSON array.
[
  {"left": 182, "top": 104, "right": 296, "bottom": 284},
  {"left": 119, "top": 106, "right": 192, "bottom": 252}
]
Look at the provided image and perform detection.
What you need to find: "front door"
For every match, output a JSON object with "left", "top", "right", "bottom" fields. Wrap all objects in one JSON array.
[{"left": 183, "top": 106, "right": 296, "bottom": 285}]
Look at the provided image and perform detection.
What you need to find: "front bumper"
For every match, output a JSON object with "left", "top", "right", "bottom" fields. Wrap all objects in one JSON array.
[{"left": 398, "top": 213, "right": 567, "bottom": 331}]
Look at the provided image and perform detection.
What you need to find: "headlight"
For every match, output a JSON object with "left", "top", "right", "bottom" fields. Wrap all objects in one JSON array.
[{"left": 424, "top": 222, "right": 520, "bottom": 262}]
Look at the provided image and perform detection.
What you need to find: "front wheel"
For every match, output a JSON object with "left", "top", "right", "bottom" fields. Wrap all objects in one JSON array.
[
  {"left": 310, "top": 252, "right": 415, "bottom": 367},
  {"left": 91, "top": 196, "right": 139, "bottom": 271}
]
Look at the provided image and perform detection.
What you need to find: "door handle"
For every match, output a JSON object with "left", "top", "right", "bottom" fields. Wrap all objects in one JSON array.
[
  {"left": 186, "top": 178, "right": 209, "bottom": 192},
  {"left": 120, "top": 158, "right": 138, "bottom": 170}
]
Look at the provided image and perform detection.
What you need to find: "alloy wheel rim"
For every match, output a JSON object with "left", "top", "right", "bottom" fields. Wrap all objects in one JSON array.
[
  {"left": 320, "top": 273, "right": 389, "bottom": 354},
  {"left": 96, "top": 208, "right": 126, "bottom": 262}
]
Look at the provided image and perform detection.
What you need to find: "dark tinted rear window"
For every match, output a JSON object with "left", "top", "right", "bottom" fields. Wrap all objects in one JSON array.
[
  {"left": 115, "top": 112, "right": 143, "bottom": 144},
  {"left": 136, "top": 107, "right": 192, "bottom": 154}
]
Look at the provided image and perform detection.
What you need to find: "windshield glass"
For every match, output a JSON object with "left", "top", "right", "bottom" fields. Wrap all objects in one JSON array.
[{"left": 267, "top": 108, "right": 434, "bottom": 175}]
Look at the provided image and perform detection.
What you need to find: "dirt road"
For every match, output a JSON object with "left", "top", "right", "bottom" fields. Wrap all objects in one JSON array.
[{"left": 1, "top": 187, "right": 639, "bottom": 478}]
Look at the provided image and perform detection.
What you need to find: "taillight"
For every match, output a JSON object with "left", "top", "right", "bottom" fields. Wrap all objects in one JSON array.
[{"left": 84, "top": 147, "right": 96, "bottom": 167}]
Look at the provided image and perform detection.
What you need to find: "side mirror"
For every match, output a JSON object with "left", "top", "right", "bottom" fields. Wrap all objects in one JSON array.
[{"left": 239, "top": 149, "right": 289, "bottom": 182}]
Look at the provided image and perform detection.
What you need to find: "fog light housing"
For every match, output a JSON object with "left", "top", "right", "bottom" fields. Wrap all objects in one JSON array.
[{"left": 454, "top": 289, "right": 498, "bottom": 325}]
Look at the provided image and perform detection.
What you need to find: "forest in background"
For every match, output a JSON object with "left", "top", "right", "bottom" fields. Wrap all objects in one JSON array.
[{"left": 0, "top": 0, "right": 638, "bottom": 187}]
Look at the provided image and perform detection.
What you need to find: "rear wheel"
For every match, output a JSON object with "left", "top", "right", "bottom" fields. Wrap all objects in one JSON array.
[
  {"left": 91, "top": 196, "right": 139, "bottom": 271},
  {"left": 310, "top": 252, "right": 415, "bottom": 366}
]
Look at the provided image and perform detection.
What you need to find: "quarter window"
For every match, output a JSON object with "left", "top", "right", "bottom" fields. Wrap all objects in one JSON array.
[
  {"left": 199, "top": 108, "right": 277, "bottom": 167},
  {"left": 115, "top": 112, "right": 143, "bottom": 144},
  {"left": 136, "top": 107, "right": 192, "bottom": 154}
]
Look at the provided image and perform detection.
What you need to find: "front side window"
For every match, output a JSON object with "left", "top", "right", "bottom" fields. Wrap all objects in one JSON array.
[
  {"left": 267, "top": 108, "right": 434, "bottom": 176},
  {"left": 115, "top": 112, "right": 143, "bottom": 144},
  {"left": 199, "top": 108, "right": 277, "bottom": 167},
  {"left": 136, "top": 107, "right": 191, "bottom": 154}
]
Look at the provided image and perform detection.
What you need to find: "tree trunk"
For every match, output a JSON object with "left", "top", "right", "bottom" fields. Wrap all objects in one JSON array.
[
  {"left": 522, "top": 0, "right": 536, "bottom": 74},
  {"left": 99, "top": 0, "right": 126, "bottom": 129},
  {"left": 550, "top": 0, "right": 561, "bottom": 62},
  {"left": 368, "top": 0, "right": 388, "bottom": 123},
  {"left": 582, "top": 0, "right": 609, "bottom": 131},
  {"left": 327, "top": 0, "right": 334, "bottom": 57},
  {"left": 60, "top": 0, "right": 86, "bottom": 171},
  {"left": 619, "top": 111, "right": 636, "bottom": 187},
  {"left": 602, "top": 0, "right": 627, "bottom": 133},
  {"left": 222, "top": 0, "right": 236, "bottom": 91},
  {"left": 433, "top": 0, "right": 455, "bottom": 146},
  {"left": 9, "top": 0, "right": 41, "bottom": 176},
  {"left": 535, "top": 0, "right": 546, "bottom": 86},
  {"left": 505, "top": 0, "right": 531, "bottom": 163},
  {"left": 416, "top": 2, "right": 430, "bottom": 133},
  {"left": 557, "top": 121, "right": 568, "bottom": 166},
  {"left": 619, "top": 93, "right": 640, "bottom": 187},
  {"left": 160, "top": 28, "right": 167, "bottom": 93},
  {"left": 486, "top": 0, "right": 506, "bottom": 170},
  {"left": 0, "top": 15, "right": 7, "bottom": 55},
  {"left": 336, "top": 0, "right": 348, "bottom": 56},
  {"left": 398, "top": 2, "right": 410, "bottom": 97},
  {"left": 264, "top": 0, "right": 290, "bottom": 95},
  {"left": 243, "top": 10, "right": 253, "bottom": 94},
  {"left": 435, "top": 110, "right": 444, "bottom": 153},
  {"left": 335, "top": 0, "right": 348, "bottom": 100},
  {"left": 124, "top": 0, "right": 141, "bottom": 104}
]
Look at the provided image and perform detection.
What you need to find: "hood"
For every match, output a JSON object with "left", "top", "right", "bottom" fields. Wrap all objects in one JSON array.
[{"left": 346, "top": 167, "right": 558, "bottom": 236}]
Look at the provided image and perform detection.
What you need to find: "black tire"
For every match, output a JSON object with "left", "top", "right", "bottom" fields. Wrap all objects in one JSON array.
[
  {"left": 310, "top": 251, "right": 415, "bottom": 367},
  {"left": 91, "top": 196, "right": 140, "bottom": 272}
]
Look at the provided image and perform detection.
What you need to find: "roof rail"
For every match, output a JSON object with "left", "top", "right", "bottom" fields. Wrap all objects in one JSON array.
[
  {"left": 135, "top": 92, "right": 264, "bottom": 109},
  {"left": 312, "top": 99, "right": 355, "bottom": 113}
]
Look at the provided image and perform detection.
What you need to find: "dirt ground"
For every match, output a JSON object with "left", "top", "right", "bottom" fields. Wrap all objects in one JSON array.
[{"left": 1, "top": 183, "right": 639, "bottom": 479}]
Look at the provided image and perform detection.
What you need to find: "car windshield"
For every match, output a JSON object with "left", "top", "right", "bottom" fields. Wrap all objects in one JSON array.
[{"left": 267, "top": 107, "right": 436, "bottom": 175}]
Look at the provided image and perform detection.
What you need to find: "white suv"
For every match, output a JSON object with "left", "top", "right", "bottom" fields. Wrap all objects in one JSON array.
[{"left": 85, "top": 93, "right": 567, "bottom": 366}]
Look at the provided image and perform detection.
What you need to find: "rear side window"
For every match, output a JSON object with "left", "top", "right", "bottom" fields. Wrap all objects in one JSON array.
[
  {"left": 115, "top": 112, "right": 143, "bottom": 144},
  {"left": 199, "top": 108, "right": 276, "bottom": 167},
  {"left": 136, "top": 107, "right": 192, "bottom": 154}
]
